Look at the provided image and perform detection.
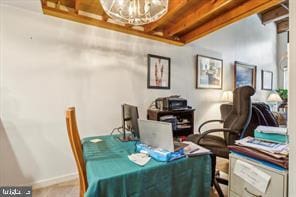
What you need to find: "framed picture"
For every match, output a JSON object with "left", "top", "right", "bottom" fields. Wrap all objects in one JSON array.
[
  {"left": 234, "top": 61, "right": 257, "bottom": 89},
  {"left": 147, "top": 54, "right": 171, "bottom": 89},
  {"left": 196, "top": 55, "right": 223, "bottom": 89},
  {"left": 262, "top": 70, "right": 273, "bottom": 90}
]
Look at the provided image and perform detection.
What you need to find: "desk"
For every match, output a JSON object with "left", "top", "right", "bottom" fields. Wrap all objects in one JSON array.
[{"left": 82, "top": 135, "right": 212, "bottom": 197}]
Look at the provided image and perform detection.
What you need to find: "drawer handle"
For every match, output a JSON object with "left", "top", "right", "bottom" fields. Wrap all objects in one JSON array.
[{"left": 244, "top": 187, "right": 262, "bottom": 197}]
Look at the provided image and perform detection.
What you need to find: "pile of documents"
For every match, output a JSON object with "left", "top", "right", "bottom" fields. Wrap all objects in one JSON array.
[
  {"left": 254, "top": 126, "right": 288, "bottom": 144},
  {"left": 182, "top": 141, "right": 211, "bottom": 157},
  {"left": 229, "top": 130, "right": 289, "bottom": 169}
]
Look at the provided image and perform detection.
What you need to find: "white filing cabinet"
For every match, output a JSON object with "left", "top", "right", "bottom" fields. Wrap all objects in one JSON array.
[{"left": 229, "top": 153, "right": 288, "bottom": 197}]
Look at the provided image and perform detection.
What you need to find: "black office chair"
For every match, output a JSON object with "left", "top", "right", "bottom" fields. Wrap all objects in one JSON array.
[
  {"left": 187, "top": 86, "right": 255, "bottom": 197},
  {"left": 221, "top": 102, "right": 279, "bottom": 138}
]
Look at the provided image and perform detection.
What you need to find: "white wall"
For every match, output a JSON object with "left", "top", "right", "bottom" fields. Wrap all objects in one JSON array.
[
  {"left": 277, "top": 32, "right": 288, "bottom": 88},
  {"left": 0, "top": 1, "right": 278, "bottom": 185},
  {"left": 289, "top": 0, "right": 296, "bottom": 195}
]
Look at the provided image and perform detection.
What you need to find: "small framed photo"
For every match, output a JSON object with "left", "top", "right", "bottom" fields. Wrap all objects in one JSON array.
[
  {"left": 234, "top": 61, "right": 257, "bottom": 89},
  {"left": 261, "top": 70, "right": 273, "bottom": 90},
  {"left": 196, "top": 55, "right": 223, "bottom": 89},
  {"left": 147, "top": 54, "right": 171, "bottom": 89}
]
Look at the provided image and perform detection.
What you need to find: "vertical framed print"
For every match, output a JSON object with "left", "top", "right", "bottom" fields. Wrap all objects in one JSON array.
[
  {"left": 147, "top": 54, "right": 171, "bottom": 89},
  {"left": 262, "top": 70, "right": 273, "bottom": 90},
  {"left": 196, "top": 55, "right": 223, "bottom": 89}
]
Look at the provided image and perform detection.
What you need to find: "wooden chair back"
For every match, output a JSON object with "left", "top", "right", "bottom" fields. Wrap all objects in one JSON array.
[{"left": 66, "top": 107, "right": 87, "bottom": 197}]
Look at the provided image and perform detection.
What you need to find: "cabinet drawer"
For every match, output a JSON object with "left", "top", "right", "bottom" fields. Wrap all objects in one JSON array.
[{"left": 229, "top": 155, "right": 287, "bottom": 197}]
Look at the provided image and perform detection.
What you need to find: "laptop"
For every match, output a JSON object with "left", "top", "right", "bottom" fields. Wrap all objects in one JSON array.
[{"left": 138, "top": 120, "right": 187, "bottom": 152}]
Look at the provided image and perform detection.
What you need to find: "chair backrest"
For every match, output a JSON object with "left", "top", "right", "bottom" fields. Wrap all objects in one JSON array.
[
  {"left": 66, "top": 107, "right": 87, "bottom": 197},
  {"left": 223, "top": 86, "right": 255, "bottom": 145},
  {"left": 220, "top": 102, "right": 279, "bottom": 139}
]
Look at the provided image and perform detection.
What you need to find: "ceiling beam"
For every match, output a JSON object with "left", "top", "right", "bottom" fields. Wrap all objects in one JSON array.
[
  {"left": 74, "top": 0, "right": 80, "bottom": 13},
  {"left": 280, "top": 3, "right": 289, "bottom": 10},
  {"left": 277, "top": 19, "right": 289, "bottom": 33},
  {"left": 144, "top": 0, "right": 191, "bottom": 33},
  {"left": 261, "top": 5, "right": 289, "bottom": 24},
  {"left": 42, "top": 5, "right": 184, "bottom": 46},
  {"left": 78, "top": 1, "right": 105, "bottom": 15},
  {"left": 181, "top": 0, "right": 284, "bottom": 44},
  {"left": 164, "top": 0, "right": 237, "bottom": 37}
]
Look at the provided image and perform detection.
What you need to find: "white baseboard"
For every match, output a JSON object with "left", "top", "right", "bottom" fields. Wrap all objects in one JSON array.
[{"left": 32, "top": 173, "right": 78, "bottom": 190}]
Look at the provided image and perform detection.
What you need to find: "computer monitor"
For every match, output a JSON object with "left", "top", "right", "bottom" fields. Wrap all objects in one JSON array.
[{"left": 118, "top": 104, "right": 140, "bottom": 141}]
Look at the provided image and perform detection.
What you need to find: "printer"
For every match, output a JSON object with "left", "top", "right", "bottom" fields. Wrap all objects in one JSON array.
[{"left": 155, "top": 96, "right": 188, "bottom": 110}]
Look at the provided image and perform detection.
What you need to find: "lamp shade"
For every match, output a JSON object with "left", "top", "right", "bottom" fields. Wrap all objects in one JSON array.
[
  {"left": 221, "top": 91, "right": 233, "bottom": 102},
  {"left": 267, "top": 92, "right": 283, "bottom": 102}
]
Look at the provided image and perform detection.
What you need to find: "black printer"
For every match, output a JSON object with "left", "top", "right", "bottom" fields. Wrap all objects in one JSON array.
[{"left": 155, "top": 96, "right": 188, "bottom": 110}]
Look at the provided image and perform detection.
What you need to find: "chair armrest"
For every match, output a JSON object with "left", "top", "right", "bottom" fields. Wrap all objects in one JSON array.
[
  {"left": 198, "top": 120, "right": 224, "bottom": 133},
  {"left": 196, "top": 128, "right": 240, "bottom": 144}
]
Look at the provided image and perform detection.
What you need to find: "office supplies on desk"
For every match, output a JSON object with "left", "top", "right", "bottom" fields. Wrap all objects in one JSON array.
[
  {"left": 182, "top": 141, "right": 211, "bottom": 157},
  {"left": 128, "top": 153, "right": 151, "bottom": 166},
  {"left": 138, "top": 120, "right": 187, "bottom": 152},
  {"left": 136, "top": 143, "right": 185, "bottom": 162}
]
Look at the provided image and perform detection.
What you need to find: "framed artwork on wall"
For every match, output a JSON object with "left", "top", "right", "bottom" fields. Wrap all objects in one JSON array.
[
  {"left": 147, "top": 54, "right": 171, "bottom": 89},
  {"left": 234, "top": 61, "right": 257, "bottom": 89},
  {"left": 196, "top": 55, "right": 223, "bottom": 89},
  {"left": 262, "top": 70, "right": 273, "bottom": 90}
]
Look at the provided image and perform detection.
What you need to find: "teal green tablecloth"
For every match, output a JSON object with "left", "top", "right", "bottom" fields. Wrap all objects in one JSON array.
[{"left": 82, "top": 135, "right": 212, "bottom": 197}]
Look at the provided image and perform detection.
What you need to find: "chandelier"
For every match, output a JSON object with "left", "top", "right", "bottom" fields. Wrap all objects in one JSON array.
[{"left": 99, "top": 0, "right": 169, "bottom": 26}]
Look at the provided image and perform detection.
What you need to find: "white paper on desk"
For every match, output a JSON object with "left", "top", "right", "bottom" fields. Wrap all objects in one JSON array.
[
  {"left": 128, "top": 153, "right": 151, "bottom": 166},
  {"left": 234, "top": 160, "right": 271, "bottom": 193},
  {"left": 90, "top": 138, "right": 102, "bottom": 143},
  {"left": 182, "top": 141, "right": 211, "bottom": 156}
]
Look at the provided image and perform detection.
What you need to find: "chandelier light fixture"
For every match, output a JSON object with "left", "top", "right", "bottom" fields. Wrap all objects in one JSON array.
[{"left": 99, "top": 0, "right": 169, "bottom": 26}]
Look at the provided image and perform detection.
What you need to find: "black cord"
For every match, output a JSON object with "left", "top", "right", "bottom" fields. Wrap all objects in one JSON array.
[
  {"left": 110, "top": 127, "right": 123, "bottom": 135},
  {"left": 110, "top": 126, "right": 132, "bottom": 136}
]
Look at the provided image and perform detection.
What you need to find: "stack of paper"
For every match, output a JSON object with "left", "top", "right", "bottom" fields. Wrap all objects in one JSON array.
[
  {"left": 232, "top": 136, "right": 289, "bottom": 169},
  {"left": 235, "top": 137, "right": 288, "bottom": 154},
  {"left": 255, "top": 126, "right": 287, "bottom": 135},
  {"left": 182, "top": 141, "right": 211, "bottom": 157},
  {"left": 254, "top": 126, "right": 288, "bottom": 144}
]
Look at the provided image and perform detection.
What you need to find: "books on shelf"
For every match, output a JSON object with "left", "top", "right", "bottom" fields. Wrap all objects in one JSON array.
[
  {"left": 159, "top": 115, "right": 176, "bottom": 120},
  {"left": 176, "top": 125, "right": 191, "bottom": 129}
]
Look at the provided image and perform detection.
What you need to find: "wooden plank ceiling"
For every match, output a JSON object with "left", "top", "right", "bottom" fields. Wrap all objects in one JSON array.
[
  {"left": 259, "top": 0, "right": 289, "bottom": 33},
  {"left": 41, "top": 0, "right": 284, "bottom": 46}
]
